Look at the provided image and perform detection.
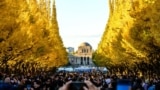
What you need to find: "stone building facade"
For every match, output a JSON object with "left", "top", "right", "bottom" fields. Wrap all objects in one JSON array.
[{"left": 67, "top": 42, "right": 94, "bottom": 66}]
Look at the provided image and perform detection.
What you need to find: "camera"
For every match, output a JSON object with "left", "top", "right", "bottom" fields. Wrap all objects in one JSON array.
[{"left": 68, "top": 81, "right": 88, "bottom": 90}]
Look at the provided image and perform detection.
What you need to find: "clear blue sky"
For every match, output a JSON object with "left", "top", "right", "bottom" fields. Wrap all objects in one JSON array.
[{"left": 55, "top": 0, "right": 109, "bottom": 50}]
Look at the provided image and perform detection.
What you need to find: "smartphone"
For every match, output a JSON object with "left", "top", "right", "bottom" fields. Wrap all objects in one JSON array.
[
  {"left": 68, "top": 81, "right": 88, "bottom": 90},
  {"left": 116, "top": 79, "right": 131, "bottom": 90}
]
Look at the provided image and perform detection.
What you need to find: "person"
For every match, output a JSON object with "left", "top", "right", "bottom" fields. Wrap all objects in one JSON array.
[
  {"left": 131, "top": 78, "right": 144, "bottom": 90},
  {"left": 59, "top": 80, "right": 100, "bottom": 90}
]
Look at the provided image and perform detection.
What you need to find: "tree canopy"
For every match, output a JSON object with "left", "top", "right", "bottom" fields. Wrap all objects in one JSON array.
[
  {"left": 0, "top": 0, "right": 68, "bottom": 74},
  {"left": 94, "top": 0, "right": 160, "bottom": 75}
]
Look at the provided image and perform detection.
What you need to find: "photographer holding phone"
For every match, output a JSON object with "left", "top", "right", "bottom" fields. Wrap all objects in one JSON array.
[{"left": 59, "top": 80, "right": 100, "bottom": 90}]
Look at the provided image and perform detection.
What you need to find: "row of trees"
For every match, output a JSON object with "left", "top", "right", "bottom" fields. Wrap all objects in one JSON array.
[
  {"left": 0, "top": 0, "right": 68, "bottom": 74},
  {"left": 93, "top": 0, "right": 160, "bottom": 76}
]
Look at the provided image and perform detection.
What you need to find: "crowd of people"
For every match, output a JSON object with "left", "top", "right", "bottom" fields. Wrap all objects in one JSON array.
[{"left": 0, "top": 70, "right": 160, "bottom": 90}]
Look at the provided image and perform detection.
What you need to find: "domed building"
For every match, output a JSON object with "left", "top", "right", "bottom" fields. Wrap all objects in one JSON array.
[{"left": 68, "top": 42, "right": 94, "bottom": 66}]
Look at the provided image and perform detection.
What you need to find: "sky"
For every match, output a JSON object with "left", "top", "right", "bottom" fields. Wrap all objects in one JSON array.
[{"left": 55, "top": 0, "right": 109, "bottom": 50}]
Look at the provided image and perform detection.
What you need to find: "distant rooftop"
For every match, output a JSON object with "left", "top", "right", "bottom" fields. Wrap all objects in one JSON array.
[{"left": 79, "top": 42, "right": 92, "bottom": 48}]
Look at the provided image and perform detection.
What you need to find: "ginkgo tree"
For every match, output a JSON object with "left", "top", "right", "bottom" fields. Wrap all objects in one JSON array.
[
  {"left": 0, "top": 0, "right": 68, "bottom": 74},
  {"left": 94, "top": 0, "right": 160, "bottom": 75}
]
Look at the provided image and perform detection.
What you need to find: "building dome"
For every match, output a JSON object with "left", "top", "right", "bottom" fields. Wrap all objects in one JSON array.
[{"left": 79, "top": 42, "right": 91, "bottom": 47}]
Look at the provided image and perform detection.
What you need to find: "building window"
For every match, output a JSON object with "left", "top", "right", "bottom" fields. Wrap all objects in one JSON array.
[
  {"left": 81, "top": 57, "right": 83, "bottom": 65},
  {"left": 84, "top": 49, "right": 86, "bottom": 53},
  {"left": 87, "top": 57, "right": 89, "bottom": 60},
  {"left": 81, "top": 59, "right": 83, "bottom": 65},
  {"left": 81, "top": 57, "right": 83, "bottom": 60},
  {"left": 87, "top": 59, "right": 89, "bottom": 65},
  {"left": 84, "top": 57, "right": 86, "bottom": 64}
]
